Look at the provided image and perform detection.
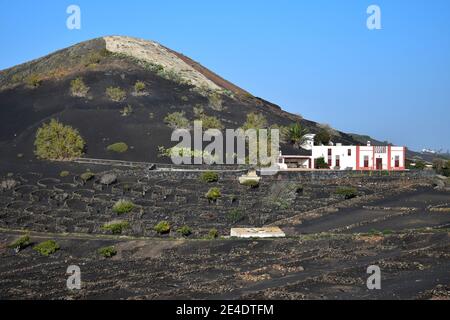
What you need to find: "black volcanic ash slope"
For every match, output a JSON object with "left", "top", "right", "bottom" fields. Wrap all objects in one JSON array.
[{"left": 0, "top": 36, "right": 363, "bottom": 164}]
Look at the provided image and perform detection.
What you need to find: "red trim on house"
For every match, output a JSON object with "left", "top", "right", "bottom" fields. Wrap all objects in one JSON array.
[
  {"left": 372, "top": 146, "right": 375, "bottom": 170},
  {"left": 387, "top": 145, "right": 392, "bottom": 171},
  {"left": 356, "top": 146, "right": 360, "bottom": 170},
  {"left": 404, "top": 147, "right": 407, "bottom": 169}
]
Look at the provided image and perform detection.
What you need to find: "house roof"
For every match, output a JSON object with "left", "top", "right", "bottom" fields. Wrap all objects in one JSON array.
[{"left": 280, "top": 144, "right": 312, "bottom": 156}]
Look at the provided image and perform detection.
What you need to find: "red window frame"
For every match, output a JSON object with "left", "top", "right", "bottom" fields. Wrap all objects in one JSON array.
[
  {"left": 395, "top": 156, "right": 400, "bottom": 168},
  {"left": 364, "top": 155, "right": 369, "bottom": 168},
  {"left": 335, "top": 155, "right": 340, "bottom": 167}
]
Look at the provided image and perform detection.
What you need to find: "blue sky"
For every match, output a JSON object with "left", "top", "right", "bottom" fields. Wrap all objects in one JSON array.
[{"left": 1, "top": 0, "right": 449, "bottom": 152}]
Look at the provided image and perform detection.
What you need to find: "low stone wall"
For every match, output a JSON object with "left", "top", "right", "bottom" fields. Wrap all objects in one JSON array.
[{"left": 270, "top": 169, "right": 435, "bottom": 181}]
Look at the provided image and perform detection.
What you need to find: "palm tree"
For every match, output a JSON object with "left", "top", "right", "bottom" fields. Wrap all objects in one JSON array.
[{"left": 288, "top": 122, "right": 308, "bottom": 148}]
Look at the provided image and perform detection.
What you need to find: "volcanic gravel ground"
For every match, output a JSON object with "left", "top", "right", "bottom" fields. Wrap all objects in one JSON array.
[{"left": 0, "top": 230, "right": 449, "bottom": 299}]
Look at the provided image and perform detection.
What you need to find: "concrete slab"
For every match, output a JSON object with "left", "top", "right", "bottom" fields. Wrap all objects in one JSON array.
[{"left": 230, "top": 227, "right": 286, "bottom": 238}]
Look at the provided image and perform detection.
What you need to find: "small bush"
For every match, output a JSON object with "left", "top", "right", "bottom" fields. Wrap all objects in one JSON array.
[
  {"left": 200, "top": 171, "right": 219, "bottom": 183},
  {"left": 120, "top": 104, "right": 133, "bottom": 116},
  {"left": 154, "top": 221, "right": 171, "bottom": 234},
  {"left": 207, "top": 228, "right": 219, "bottom": 239},
  {"left": 26, "top": 74, "right": 42, "bottom": 88},
  {"left": 208, "top": 92, "right": 223, "bottom": 111},
  {"left": 227, "top": 209, "right": 243, "bottom": 223},
  {"left": 413, "top": 160, "right": 426, "bottom": 170},
  {"left": 101, "top": 221, "right": 130, "bottom": 234},
  {"left": 193, "top": 106, "right": 223, "bottom": 130},
  {"left": 33, "top": 240, "right": 60, "bottom": 256},
  {"left": 177, "top": 226, "right": 192, "bottom": 237},
  {"left": 314, "top": 129, "right": 331, "bottom": 146},
  {"left": 70, "top": 77, "right": 89, "bottom": 97},
  {"left": 98, "top": 246, "right": 117, "bottom": 258},
  {"left": 134, "top": 81, "right": 146, "bottom": 93},
  {"left": 107, "top": 142, "right": 128, "bottom": 153},
  {"left": 205, "top": 187, "right": 221, "bottom": 201},
  {"left": 335, "top": 187, "right": 358, "bottom": 199},
  {"left": 8, "top": 235, "right": 31, "bottom": 252},
  {"left": 164, "top": 111, "right": 190, "bottom": 129},
  {"left": 198, "top": 115, "right": 223, "bottom": 130},
  {"left": 315, "top": 157, "right": 329, "bottom": 169},
  {"left": 34, "top": 119, "right": 85, "bottom": 160},
  {"left": 241, "top": 179, "right": 259, "bottom": 188},
  {"left": 60, "top": 171, "right": 70, "bottom": 177},
  {"left": 106, "top": 86, "right": 126, "bottom": 102},
  {"left": 241, "top": 113, "right": 268, "bottom": 131},
  {"left": 80, "top": 172, "right": 95, "bottom": 181},
  {"left": 112, "top": 199, "right": 135, "bottom": 214}
]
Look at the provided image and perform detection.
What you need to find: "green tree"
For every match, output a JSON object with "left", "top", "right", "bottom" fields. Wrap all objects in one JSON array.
[
  {"left": 241, "top": 112, "right": 268, "bottom": 131},
  {"left": 314, "top": 129, "right": 331, "bottom": 146},
  {"left": 34, "top": 119, "right": 85, "bottom": 160},
  {"left": 288, "top": 122, "right": 308, "bottom": 148}
]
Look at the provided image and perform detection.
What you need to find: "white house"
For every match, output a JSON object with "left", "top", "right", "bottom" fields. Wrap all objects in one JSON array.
[{"left": 278, "top": 135, "right": 406, "bottom": 171}]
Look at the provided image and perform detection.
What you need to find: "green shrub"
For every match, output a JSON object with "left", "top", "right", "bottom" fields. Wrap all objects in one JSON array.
[
  {"left": 413, "top": 160, "right": 426, "bottom": 170},
  {"left": 26, "top": 73, "right": 42, "bottom": 88},
  {"left": 134, "top": 81, "right": 146, "bottom": 93},
  {"left": 193, "top": 106, "right": 223, "bottom": 130},
  {"left": 60, "top": 171, "right": 70, "bottom": 177},
  {"left": 205, "top": 187, "right": 221, "bottom": 201},
  {"left": 101, "top": 221, "right": 130, "bottom": 234},
  {"left": 335, "top": 187, "right": 358, "bottom": 199},
  {"left": 177, "top": 226, "right": 192, "bottom": 237},
  {"left": 70, "top": 77, "right": 89, "bottom": 97},
  {"left": 208, "top": 92, "right": 223, "bottom": 111},
  {"left": 34, "top": 119, "right": 85, "bottom": 160},
  {"left": 198, "top": 115, "right": 223, "bottom": 130},
  {"left": 80, "top": 172, "right": 95, "bottom": 181},
  {"left": 33, "top": 240, "right": 60, "bottom": 256},
  {"left": 112, "top": 199, "right": 135, "bottom": 214},
  {"left": 200, "top": 171, "right": 219, "bottom": 183},
  {"left": 8, "top": 235, "right": 31, "bottom": 251},
  {"left": 227, "top": 209, "right": 243, "bottom": 223},
  {"left": 98, "top": 246, "right": 117, "bottom": 258},
  {"left": 106, "top": 86, "right": 126, "bottom": 102},
  {"left": 207, "top": 228, "right": 219, "bottom": 239},
  {"left": 120, "top": 104, "right": 133, "bottom": 116},
  {"left": 107, "top": 142, "right": 128, "bottom": 153},
  {"left": 433, "top": 159, "right": 450, "bottom": 177},
  {"left": 181, "top": 96, "right": 189, "bottom": 102},
  {"left": 314, "top": 129, "right": 331, "bottom": 146},
  {"left": 82, "top": 51, "right": 108, "bottom": 67},
  {"left": 164, "top": 111, "right": 190, "bottom": 129},
  {"left": 154, "top": 221, "right": 171, "bottom": 234},
  {"left": 241, "top": 113, "right": 268, "bottom": 131},
  {"left": 315, "top": 157, "right": 329, "bottom": 169},
  {"left": 241, "top": 179, "right": 259, "bottom": 188}
]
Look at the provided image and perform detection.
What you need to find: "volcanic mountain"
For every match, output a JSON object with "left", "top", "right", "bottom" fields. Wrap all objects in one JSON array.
[{"left": 0, "top": 36, "right": 407, "bottom": 164}]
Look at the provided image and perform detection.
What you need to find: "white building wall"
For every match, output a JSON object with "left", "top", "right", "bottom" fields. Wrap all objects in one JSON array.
[
  {"left": 390, "top": 147, "right": 406, "bottom": 169},
  {"left": 312, "top": 146, "right": 357, "bottom": 170}
]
